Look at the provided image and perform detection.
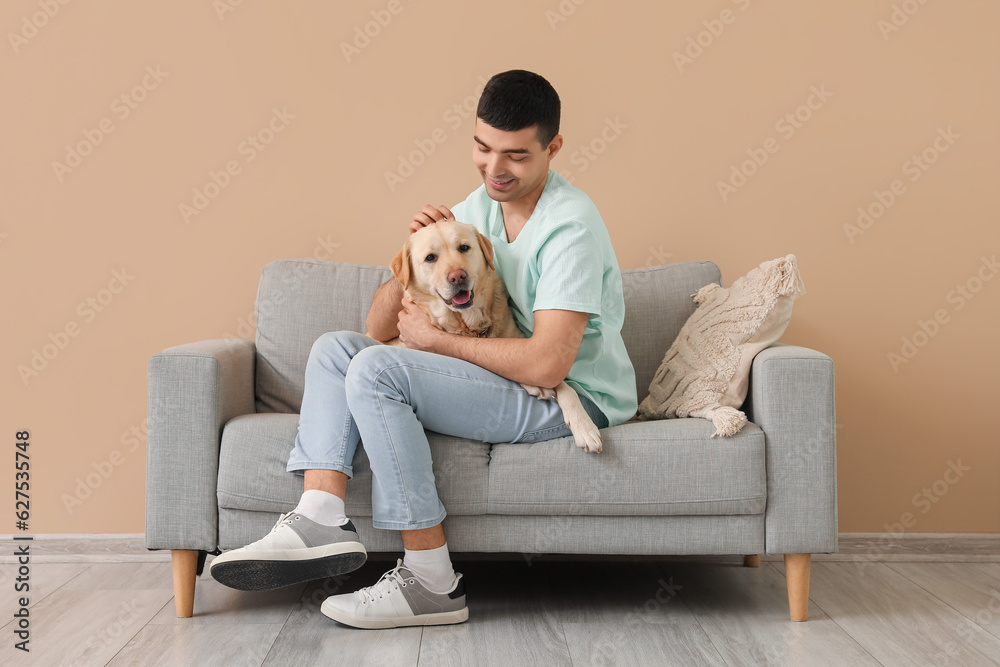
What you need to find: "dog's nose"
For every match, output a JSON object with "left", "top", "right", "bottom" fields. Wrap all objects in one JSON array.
[{"left": 448, "top": 268, "right": 467, "bottom": 285}]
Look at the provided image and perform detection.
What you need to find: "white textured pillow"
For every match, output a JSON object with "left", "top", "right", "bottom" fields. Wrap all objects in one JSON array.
[{"left": 636, "top": 254, "right": 806, "bottom": 437}]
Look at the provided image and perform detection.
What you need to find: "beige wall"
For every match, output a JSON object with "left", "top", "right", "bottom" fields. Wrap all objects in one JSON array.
[{"left": 3, "top": 0, "right": 997, "bottom": 535}]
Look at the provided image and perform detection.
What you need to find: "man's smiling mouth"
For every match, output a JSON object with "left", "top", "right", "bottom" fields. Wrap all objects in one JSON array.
[{"left": 487, "top": 176, "right": 514, "bottom": 189}]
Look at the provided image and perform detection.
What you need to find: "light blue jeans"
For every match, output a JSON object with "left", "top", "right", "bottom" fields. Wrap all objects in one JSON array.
[{"left": 286, "top": 331, "right": 608, "bottom": 531}]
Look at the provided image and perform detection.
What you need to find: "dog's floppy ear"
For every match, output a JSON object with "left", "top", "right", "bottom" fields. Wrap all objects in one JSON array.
[
  {"left": 475, "top": 229, "right": 495, "bottom": 272},
  {"left": 390, "top": 238, "right": 412, "bottom": 289}
]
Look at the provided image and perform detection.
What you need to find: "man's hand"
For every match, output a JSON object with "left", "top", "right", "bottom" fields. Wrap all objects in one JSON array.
[
  {"left": 396, "top": 296, "right": 445, "bottom": 351},
  {"left": 410, "top": 204, "right": 454, "bottom": 233}
]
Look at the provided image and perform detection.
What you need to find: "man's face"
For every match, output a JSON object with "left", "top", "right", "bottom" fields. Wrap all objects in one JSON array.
[{"left": 472, "top": 118, "right": 561, "bottom": 203}]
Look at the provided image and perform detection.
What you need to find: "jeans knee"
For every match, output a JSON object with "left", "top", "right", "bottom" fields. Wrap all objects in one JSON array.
[
  {"left": 309, "top": 330, "right": 368, "bottom": 365},
  {"left": 345, "top": 346, "right": 407, "bottom": 407}
]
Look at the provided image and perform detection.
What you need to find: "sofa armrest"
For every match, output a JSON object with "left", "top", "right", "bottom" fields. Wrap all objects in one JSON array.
[
  {"left": 146, "top": 339, "right": 256, "bottom": 551},
  {"left": 743, "top": 343, "right": 838, "bottom": 555}
]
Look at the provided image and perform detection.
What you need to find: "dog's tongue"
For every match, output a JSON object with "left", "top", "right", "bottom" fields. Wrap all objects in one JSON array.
[{"left": 451, "top": 290, "right": 471, "bottom": 305}]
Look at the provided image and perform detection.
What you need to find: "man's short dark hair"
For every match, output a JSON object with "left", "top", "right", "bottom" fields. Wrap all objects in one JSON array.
[{"left": 477, "top": 70, "right": 561, "bottom": 148}]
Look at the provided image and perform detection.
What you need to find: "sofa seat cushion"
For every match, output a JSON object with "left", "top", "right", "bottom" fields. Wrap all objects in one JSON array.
[
  {"left": 487, "top": 418, "right": 766, "bottom": 516},
  {"left": 217, "top": 414, "right": 491, "bottom": 516},
  {"left": 217, "top": 415, "right": 765, "bottom": 520}
]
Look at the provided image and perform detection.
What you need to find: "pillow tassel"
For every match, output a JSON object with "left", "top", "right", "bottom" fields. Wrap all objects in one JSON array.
[
  {"left": 754, "top": 254, "right": 806, "bottom": 298},
  {"left": 699, "top": 405, "right": 748, "bottom": 438}
]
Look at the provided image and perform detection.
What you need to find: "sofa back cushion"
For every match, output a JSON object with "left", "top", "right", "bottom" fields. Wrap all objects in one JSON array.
[
  {"left": 254, "top": 260, "right": 391, "bottom": 413},
  {"left": 254, "top": 258, "right": 721, "bottom": 413},
  {"left": 621, "top": 260, "right": 721, "bottom": 405}
]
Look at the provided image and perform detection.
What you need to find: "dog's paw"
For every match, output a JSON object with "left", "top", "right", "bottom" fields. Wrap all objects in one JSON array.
[
  {"left": 572, "top": 423, "right": 604, "bottom": 454},
  {"left": 520, "top": 383, "right": 556, "bottom": 401}
]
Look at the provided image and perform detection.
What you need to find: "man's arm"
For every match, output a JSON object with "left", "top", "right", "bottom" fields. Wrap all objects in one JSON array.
[
  {"left": 366, "top": 278, "right": 405, "bottom": 342},
  {"left": 422, "top": 309, "right": 588, "bottom": 388}
]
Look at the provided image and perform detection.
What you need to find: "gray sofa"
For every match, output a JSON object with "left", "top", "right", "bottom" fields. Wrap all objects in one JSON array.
[{"left": 146, "top": 258, "right": 837, "bottom": 621}]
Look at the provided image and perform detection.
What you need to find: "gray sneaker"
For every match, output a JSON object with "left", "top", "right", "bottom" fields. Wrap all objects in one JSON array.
[
  {"left": 321, "top": 559, "right": 468, "bottom": 629},
  {"left": 209, "top": 512, "right": 367, "bottom": 591}
]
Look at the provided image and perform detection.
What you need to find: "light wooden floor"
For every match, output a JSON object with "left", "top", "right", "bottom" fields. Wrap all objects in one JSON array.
[{"left": 3, "top": 545, "right": 1000, "bottom": 666}]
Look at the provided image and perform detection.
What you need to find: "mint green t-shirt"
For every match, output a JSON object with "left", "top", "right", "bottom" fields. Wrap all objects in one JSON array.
[{"left": 451, "top": 170, "right": 638, "bottom": 428}]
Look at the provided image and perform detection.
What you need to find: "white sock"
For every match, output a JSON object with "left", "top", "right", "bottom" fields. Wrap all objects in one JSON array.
[
  {"left": 402, "top": 543, "right": 457, "bottom": 593},
  {"left": 293, "top": 489, "right": 348, "bottom": 526}
]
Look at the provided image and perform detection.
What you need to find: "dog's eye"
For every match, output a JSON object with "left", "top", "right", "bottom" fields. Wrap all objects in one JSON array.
[
  {"left": 458, "top": 244, "right": 470, "bottom": 252},
  {"left": 424, "top": 254, "right": 437, "bottom": 262}
]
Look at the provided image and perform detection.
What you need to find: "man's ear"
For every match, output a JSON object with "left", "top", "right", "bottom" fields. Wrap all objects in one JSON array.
[
  {"left": 475, "top": 230, "right": 495, "bottom": 272},
  {"left": 390, "top": 238, "right": 412, "bottom": 289},
  {"left": 546, "top": 133, "right": 563, "bottom": 161}
]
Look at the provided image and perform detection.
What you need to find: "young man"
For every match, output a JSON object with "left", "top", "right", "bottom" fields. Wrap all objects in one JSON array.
[{"left": 210, "top": 70, "right": 637, "bottom": 629}]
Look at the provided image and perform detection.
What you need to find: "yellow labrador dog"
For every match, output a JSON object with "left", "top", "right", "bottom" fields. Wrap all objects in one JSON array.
[{"left": 374, "top": 219, "right": 603, "bottom": 453}]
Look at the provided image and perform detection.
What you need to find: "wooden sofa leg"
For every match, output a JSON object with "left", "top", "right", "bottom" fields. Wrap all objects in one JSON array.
[
  {"left": 172, "top": 550, "right": 199, "bottom": 618},
  {"left": 784, "top": 553, "right": 811, "bottom": 621},
  {"left": 743, "top": 554, "right": 761, "bottom": 567}
]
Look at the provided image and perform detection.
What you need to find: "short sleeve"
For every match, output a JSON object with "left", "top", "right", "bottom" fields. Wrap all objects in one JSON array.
[{"left": 532, "top": 221, "right": 603, "bottom": 316}]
